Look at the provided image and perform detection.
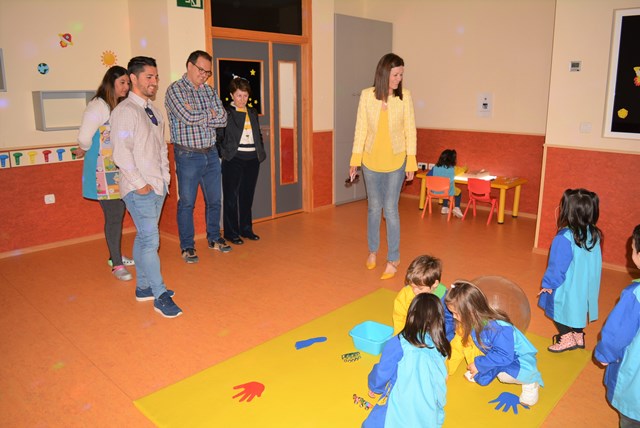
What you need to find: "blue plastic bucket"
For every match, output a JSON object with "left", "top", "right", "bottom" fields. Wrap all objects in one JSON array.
[{"left": 349, "top": 321, "right": 394, "bottom": 356}]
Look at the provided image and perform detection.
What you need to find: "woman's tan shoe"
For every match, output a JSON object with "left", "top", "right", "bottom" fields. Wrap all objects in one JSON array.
[
  {"left": 380, "top": 260, "right": 399, "bottom": 280},
  {"left": 366, "top": 253, "right": 377, "bottom": 270}
]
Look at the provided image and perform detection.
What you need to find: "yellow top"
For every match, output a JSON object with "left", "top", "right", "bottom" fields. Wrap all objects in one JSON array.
[
  {"left": 392, "top": 283, "right": 447, "bottom": 335},
  {"left": 350, "top": 87, "right": 417, "bottom": 172},
  {"left": 360, "top": 109, "right": 411, "bottom": 172}
]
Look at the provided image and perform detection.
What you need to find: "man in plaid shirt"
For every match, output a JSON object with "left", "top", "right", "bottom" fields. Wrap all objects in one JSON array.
[{"left": 165, "top": 50, "right": 229, "bottom": 264}]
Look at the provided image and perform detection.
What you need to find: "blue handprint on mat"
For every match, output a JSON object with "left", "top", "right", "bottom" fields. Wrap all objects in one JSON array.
[{"left": 488, "top": 392, "right": 530, "bottom": 415}]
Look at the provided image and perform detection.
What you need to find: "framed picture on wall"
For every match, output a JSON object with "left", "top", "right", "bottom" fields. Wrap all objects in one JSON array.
[
  {"left": 604, "top": 8, "right": 640, "bottom": 139},
  {"left": 216, "top": 59, "right": 263, "bottom": 115},
  {"left": 0, "top": 48, "right": 6, "bottom": 92}
]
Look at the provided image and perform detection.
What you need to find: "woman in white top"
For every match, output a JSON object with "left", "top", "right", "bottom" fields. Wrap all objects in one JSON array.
[{"left": 76, "top": 66, "right": 133, "bottom": 281}]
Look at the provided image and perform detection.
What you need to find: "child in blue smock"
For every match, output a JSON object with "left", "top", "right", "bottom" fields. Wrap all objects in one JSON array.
[
  {"left": 427, "top": 149, "right": 465, "bottom": 218},
  {"left": 363, "top": 293, "right": 450, "bottom": 428},
  {"left": 594, "top": 224, "right": 640, "bottom": 427},
  {"left": 538, "top": 188, "right": 602, "bottom": 352},
  {"left": 445, "top": 281, "right": 544, "bottom": 406}
]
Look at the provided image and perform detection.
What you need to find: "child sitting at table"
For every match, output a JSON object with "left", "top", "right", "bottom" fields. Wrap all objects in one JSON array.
[{"left": 427, "top": 149, "right": 466, "bottom": 218}]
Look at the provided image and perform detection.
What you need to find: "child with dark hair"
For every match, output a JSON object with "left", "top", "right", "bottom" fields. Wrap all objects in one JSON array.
[
  {"left": 538, "top": 188, "right": 603, "bottom": 352},
  {"left": 363, "top": 293, "right": 450, "bottom": 428},
  {"left": 445, "top": 281, "right": 544, "bottom": 406},
  {"left": 594, "top": 224, "right": 640, "bottom": 427},
  {"left": 427, "top": 149, "right": 465, "bottom": 218}
]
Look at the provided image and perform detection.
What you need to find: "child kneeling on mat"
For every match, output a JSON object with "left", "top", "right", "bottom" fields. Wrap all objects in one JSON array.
[
  {"left": 363, "top": 293, "right": 450, "bottom": 428},
  {"left": 445, "top": 281, "right": 544, "bottom": 406}
]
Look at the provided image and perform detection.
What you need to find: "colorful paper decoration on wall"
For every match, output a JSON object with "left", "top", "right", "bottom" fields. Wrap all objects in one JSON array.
[
  {"left": 101, "top": 50, "right": 117, "bottom": 67},
  {"left": 59, "top": 33, "right": 73, "bottom": 48},
  {"left": 2, "top": 146, "right": 81, "bottom": 169},
  {"left": 37, "top": 63, "right": 49, "bottom": 75}
]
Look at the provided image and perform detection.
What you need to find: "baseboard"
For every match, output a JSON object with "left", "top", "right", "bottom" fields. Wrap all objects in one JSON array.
[{"left": 1, "top": 227, "right": 140, "bottom": 259}]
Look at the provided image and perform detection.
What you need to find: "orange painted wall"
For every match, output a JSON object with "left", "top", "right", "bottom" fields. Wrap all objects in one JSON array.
[
  {"left": 312, "top": 131, "right": 333, "bottom": 208},
  {"left": 537, "top": 147, "right": 639, "bottom": 268},
  {"left": 0, "top": 147, "right": 181, "bottom": 255},
  {"left": 405, "top": 129, "right": 544, "bottom": 216},
  {"left": 0, "top": 160, "right": 133, "bottom": 254}
]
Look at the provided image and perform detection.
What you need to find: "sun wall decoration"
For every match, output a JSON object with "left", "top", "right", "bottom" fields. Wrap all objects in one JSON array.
[{"left": 101, "top": 50, "right": 118, "bottom": 67}]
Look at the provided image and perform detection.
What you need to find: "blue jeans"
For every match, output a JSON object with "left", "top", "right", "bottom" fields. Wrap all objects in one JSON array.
[
  {"left": 362, "top": 163, "right": 405, "bottom": 262},
  {"left": 123, "top": 190, "right": 167, "bottom": 298},
  {"left": 174, "top": 146, "right": 222, "bottom": 249}
]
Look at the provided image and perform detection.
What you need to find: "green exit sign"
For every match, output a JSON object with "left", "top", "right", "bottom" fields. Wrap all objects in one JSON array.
[{"left": 177, "top": 0, "right": 202, "bottom": 9}]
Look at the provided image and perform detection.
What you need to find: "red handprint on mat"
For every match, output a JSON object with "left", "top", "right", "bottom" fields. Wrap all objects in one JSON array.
[{"left": 232, "top": 381, "right": 265, "bottom": 403}]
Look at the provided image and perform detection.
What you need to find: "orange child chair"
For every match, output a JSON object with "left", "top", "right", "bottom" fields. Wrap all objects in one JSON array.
[
  {"left": 421, "top": 176, "right": 455, "bottom": 222},
  {"left": 462, "top": 178, "right": 497, "bottom": 225}
]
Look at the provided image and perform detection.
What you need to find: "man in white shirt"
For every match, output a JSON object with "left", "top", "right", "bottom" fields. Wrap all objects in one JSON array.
[{"left": 112, "top": 56, "right": 182, "bottom": 318}]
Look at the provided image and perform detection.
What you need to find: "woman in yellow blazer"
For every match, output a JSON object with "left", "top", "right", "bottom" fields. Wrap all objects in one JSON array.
[{"left": 349, "top": 53, "right": 417, "bottom": 280}]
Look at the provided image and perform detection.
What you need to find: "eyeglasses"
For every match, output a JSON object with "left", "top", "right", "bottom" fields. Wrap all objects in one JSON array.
[
  {"left": 191, "top": 62, "right": 212, "bottom": 77},
  {"left": 344, "top": 174, "right": 360, "bottom": 187}
]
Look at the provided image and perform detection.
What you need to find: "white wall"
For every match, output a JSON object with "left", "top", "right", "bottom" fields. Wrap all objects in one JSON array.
[
  {"left": 0, "top": 0, "right": 205, "bottom": 150},
  {"left": 312, "top": 0, "right": 335, "bottom": 131},
  {"left": 0, "top": 0, "right": 131, "bottom": 149},
  {"left": 546, "top": 0, "right": 640, "bottom": 153},
  {"left": 316, "top": 0, "right": 556, "bottom": 135}
]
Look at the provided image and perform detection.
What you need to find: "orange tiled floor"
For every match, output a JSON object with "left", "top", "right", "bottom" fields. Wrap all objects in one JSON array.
[{"left": 1, "top": 197, "right": 632, "bottom": 427}]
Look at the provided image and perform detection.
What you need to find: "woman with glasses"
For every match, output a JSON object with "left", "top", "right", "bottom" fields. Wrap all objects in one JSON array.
[
  {"left": 216, "top": 77, "right": 266, "bottom": 245},
  {"left": 349, "top": 53, "right": 417, "bottom": 280},
  {"left": 75, "top": 65, "right": 133, "bottom": 281}
]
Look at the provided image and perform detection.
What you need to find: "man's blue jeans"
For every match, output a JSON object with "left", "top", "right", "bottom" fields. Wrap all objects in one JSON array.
[
  {"left": 174, "top": 146, "right": 222, "bottom": 249},
  {"left": 123, "top": 190, "right": 168, "bottom": 298},
  {"left": 362, "top": 163, "right": 406, "bottom": 262}
]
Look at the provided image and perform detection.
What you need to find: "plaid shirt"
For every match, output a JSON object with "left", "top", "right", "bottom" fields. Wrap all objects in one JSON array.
[{"left": 165, "top": 74, "right": 227, "bottom": 149}]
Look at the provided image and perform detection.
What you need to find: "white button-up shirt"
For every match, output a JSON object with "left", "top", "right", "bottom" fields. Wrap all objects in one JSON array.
[{"left": 112, "top": 92, "right": 169, "bottom": 197}]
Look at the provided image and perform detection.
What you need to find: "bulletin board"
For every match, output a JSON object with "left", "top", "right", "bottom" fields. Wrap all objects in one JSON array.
[
  {"left": 216, "top": 59, "right": 263, "bottom": 115},
  {"left": 604, "top": 8, "right": 640, "bottom": 139}
]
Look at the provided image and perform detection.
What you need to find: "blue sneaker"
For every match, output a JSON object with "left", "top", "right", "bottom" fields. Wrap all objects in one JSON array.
[
  {"left": 136, "top": 288, "right": 175, "bottom": 302},
  {"left": 154, "top": 292, "right": 182, "bottom": 318}
]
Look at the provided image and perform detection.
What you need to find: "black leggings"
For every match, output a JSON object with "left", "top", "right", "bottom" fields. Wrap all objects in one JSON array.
[
  {"left": 554, "top": 321, "right": 584, "bottom": 336},
  {"left": 99, "top": 199, "right": 126, "bottom": 266}
]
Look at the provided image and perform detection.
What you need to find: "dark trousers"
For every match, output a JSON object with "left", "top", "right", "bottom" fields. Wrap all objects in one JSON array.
[
  {"left": 222, "top": 156, "right": 260, "bottom": 239},
  {"left": 99, "top": 199, "right": 126, "bottom": 266},
  {"left": 620, "top": 413, "right": 640, "bottom": 428},
  {"left": 554, "top": 321, "right": 583, "bottom": 336}
]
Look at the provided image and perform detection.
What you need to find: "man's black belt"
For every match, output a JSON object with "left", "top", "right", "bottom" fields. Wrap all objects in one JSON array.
[{"left": 174, "top": 143, "right": 215, "bottom": 154}]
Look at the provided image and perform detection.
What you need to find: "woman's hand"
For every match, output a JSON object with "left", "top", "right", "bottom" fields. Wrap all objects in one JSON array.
[
  {"left": 368, "top": 390, "right": 377, "bottom": 399},
  {"left": 74, "top": 147, "right": 86, "bottom": 159},
  {"left": 405, "top": 171, "right": 414, "bottom": 181},
  {"left": 349, "top": 166, "right": 358, "bottom": 180}
]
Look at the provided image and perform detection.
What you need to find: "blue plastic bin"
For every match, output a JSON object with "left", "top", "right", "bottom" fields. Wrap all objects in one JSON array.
[{"left": 349, "top": 321, "right": 394, "bottom": 356}]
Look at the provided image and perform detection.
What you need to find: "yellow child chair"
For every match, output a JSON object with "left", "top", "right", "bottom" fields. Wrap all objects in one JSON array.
[{"left": 421, "top": 176, "right": 454, "bottom": 222}]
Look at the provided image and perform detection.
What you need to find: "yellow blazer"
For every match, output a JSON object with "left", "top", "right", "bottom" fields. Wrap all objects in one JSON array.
[{"left": 351, "top": 87, "right": 417, "bottom": 161}]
